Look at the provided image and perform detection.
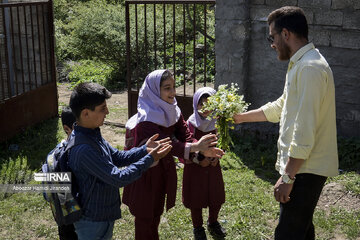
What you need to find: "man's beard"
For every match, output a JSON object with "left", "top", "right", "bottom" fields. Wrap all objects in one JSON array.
[{"left": 277, "top": 39, "right": 291, "bottom": 61}]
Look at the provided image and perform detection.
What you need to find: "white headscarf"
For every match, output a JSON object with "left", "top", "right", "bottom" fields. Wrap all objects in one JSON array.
[
  {"left": 187, "top": 87, "right": 217, "bottom": 132},
  {"left": 126, "top": 69, "right": 181, "bottom": 130}
]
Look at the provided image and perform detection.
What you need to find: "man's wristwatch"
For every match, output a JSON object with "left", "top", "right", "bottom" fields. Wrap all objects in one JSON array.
[{"left": 282, "top": 174, "right": 296, "bottom": 184}]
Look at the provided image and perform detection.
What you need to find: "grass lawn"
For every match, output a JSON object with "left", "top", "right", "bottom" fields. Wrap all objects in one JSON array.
[{"left": 0, "top": 118, "right": 359, "bottom": 240}]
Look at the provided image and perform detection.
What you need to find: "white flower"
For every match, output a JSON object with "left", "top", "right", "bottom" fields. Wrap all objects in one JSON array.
[{"left": 201, "top": 84, "right": 250, "bottom": 151}]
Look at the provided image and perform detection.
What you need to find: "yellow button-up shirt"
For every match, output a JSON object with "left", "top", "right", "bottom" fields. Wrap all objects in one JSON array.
[{"left": 261, "top": 43, "right": 338, "bottom": 177}]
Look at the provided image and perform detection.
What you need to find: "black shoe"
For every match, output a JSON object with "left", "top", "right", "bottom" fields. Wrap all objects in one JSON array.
[
  {"left": 207, "top": 221, "right": 226, "bottom": 239},
  {"left": 193, "top": 226, "right": 207, "bottom": 240}
]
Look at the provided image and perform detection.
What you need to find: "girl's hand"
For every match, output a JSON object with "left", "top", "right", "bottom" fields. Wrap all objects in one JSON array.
[
  {"left": 191, "top": 133, "right": 217, "bottom": 152},
  {"left": 202, "top": 147, "right": 224, "bottom": 158},
  {"left": 146, "top": 134, "right": 172, "bottom": 148},
  {"left": 199, "top": 158, "right": 211, "bottom": 167},
  {"left": 210, "top": 158, "right": 219, "bottom": 167}
]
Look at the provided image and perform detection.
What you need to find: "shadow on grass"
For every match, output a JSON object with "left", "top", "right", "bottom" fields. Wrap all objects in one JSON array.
[
  {"left": 336, "top": 137, "right": 360, "bottom": 174},
  {"left": 0, "top": 117, "right": 61, "bottom": 176},
  {"left": 221, "top": 130, "right": 279, "bottom": 185},
  {"left": 222, "top": 130, "right": 360, "bottom": 186}
]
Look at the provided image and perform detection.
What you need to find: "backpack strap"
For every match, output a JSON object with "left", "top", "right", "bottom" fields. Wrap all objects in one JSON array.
[{"left": 65, "top": 134, "right": 102, "bottom": 153}]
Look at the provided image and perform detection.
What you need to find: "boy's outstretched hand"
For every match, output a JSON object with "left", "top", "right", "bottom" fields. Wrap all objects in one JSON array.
[
  {"left": 146, "top": 134, "right": 172, "bottom": 149},
  {"left": 146, "top": 134, "right": 173, "bottom": 161},
  {"left": 149, "top": 143, "right": 172, "bottom": 161}
]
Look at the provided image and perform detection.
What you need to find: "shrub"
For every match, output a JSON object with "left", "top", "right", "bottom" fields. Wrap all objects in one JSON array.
[
  {"left": 66, "top": 60, "right": 119, "bottom": 89},
  {"left": 55, "top": 1, "right": 128, "bottom": 88}
]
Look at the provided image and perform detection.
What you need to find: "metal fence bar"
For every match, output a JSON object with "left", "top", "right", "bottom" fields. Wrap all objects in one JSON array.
[
  {"left": 41, "top": 4, "right": 49, "bottom": 83},
  {"left": 193, "top": 4, "right": 196, "bottom": 93},
  {"left": 48, "top": 0, "right": 56, "bottom": 89},
  {"left": 144, "top": 4, "right": 148, "bottom": 76},
  {"left": 203, "top": 4, "right": 207, "bottom": 86},
  {"left": 2, "top": 7, "right": 11, "bottom": 99},
  {"left": 17, "top": 6, "right": 25, "bottom": 93},
  {"left": 153, "top": 4, "right": 157, "bottom": 69},
  {"left": 126, "top": 1, "right": 131, "bottom": 117},
  {"left": 172, "top": 4, "right": 176, "bottom": 81},
  {"left": 135, "top": 4, "right": 139, "bottom": 90},
  {"left": 0, "top": 35, "right": 4, "bottom": 100},
  {"left": 10, "top": 7, "right": 18, "bottom": 95},
  {"left": 163, "top": 4, "right": 166, "bottom": 69},
  {"left": 182, "top": 3, "right": 186, "bottom": 96},
  {"left": 30, "top": 5, "right": 38, "bottom": 88},
  {"left": 23, "top": 5, "right": 32, "bottom": 90},
  {"left": 36, "top": 4, "right": 44, "bottom": 85}
]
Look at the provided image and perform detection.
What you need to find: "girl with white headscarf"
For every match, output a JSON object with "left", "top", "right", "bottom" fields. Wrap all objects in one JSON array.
[
  {"left": 122, "top": 70, "right": 223, "bottom": 240},
  {"left": 183, "top": 87, "right": 226, "bottom": 240}
]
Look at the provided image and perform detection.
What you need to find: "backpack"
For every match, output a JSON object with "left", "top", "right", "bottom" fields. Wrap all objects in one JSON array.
[{"left": 41, "top": 134, "right": 100, "bottom": 226}]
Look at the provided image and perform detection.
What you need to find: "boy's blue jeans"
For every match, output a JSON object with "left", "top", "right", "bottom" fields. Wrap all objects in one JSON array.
[
  {"left": 275, "top": 173, "right": 327, "bottom": 240},
  {"left": 74, "top": 216, "right": 114, "bottom": 240}
]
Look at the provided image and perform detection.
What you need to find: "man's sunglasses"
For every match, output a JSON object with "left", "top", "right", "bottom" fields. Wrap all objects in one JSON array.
[
  {"left": 266, "top": 30, "right": 281, "bottom": 44},
  {"left": 267, "top": 35, "right": 275, "bottom": 44}
]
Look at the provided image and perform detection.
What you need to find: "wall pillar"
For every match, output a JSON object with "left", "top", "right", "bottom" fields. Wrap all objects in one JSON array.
[{"left": 215, "top": 0, "right": 250, "bottom": 96}]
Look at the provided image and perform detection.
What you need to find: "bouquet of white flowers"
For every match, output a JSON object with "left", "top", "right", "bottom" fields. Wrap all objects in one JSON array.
[{"left": 202, "top": 83, "right": 250, "bottom": 151}]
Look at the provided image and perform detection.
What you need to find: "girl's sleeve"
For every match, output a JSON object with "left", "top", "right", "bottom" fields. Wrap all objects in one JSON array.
[
  {"left": 134, "top": 121, "right": 169, "bottom": 145},
  {"left": 173, "top": 115, "right": 195, "bottom": 160},
  {"left": 135, "top": 117, "right": 194, "bottom": 160}
]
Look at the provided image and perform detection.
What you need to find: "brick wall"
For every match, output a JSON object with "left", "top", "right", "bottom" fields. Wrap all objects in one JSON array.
[{"left": 215, "top": 0, "right": 360, "bottom": 138}]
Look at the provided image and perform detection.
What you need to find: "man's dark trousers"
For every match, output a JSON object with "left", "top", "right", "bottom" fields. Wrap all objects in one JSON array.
[{"left": 275, "top": 173, "right": 327, "bottom": 240}]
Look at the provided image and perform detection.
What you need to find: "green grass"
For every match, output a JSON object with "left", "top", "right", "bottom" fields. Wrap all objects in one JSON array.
[
  {"left": 0, "top": 117, "right": 65, "bottom": 170},
  {"left": 108, "top": 107, "right": 127, "bottom": 114},
  {"left": 314, "top": 208, "right": 360, "bottom": 240},
  {"left": 0, "top": 119, "right": 359, "bottom": 239}
]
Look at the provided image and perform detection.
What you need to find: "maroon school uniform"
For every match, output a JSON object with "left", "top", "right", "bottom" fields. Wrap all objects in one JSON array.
[
  {"left": 182, "top": 121, "right": 225, "bottom": 209},
  {"left": 122, "top": 115, "right": 193, "bottom": 239}
]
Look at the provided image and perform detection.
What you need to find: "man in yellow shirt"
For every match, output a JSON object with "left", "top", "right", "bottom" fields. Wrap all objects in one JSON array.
[{"left": 233, "top": 6, "right": 338, "bottom": 240}]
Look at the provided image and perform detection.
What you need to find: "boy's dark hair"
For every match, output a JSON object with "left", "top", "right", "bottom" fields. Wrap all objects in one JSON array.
[
  {"left": 61, "top": 106, "right": 76, "bottom": 129},
  {"left": 160, "top": 70, "right": 173, "bottom": 86},
  {"left": 69, "top": 82, "right": 112, "bottom": 119},
  {"left": 267, "top": 6, "right": 308, "bottom": 41}
]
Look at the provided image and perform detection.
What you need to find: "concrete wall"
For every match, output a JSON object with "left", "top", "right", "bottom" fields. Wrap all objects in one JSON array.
[{"left": 215, "top": 0, "right": 360, "bottom": 138}]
